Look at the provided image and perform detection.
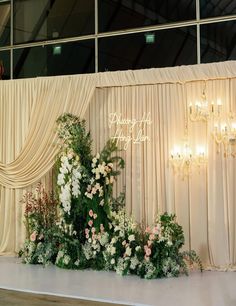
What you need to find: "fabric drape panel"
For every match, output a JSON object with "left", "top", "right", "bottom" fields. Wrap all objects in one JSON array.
[
  {"left": 0, "top": 76, "right": 96, "bottom": 188},
  {"left": 0, "top": 61, "right": 236, "bottom": 269},
  {"left": 85, "top": 76, "right": 236, "bottom": 269},
  {"left": 0, "top": 75, "right": 96, "bottom": 253}
]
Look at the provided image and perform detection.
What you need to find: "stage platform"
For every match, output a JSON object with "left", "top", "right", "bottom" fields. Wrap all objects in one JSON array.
[{"left": 0, "top": 256, "right": 235, "bottom": 306}]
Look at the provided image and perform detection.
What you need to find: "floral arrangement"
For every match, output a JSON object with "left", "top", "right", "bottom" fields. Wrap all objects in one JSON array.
[
  {"left": 19, "top": 183, "right": 59, "bottom": 265},
  {"left": 19, "top": 113, "right": 202, "bottom": 278}
]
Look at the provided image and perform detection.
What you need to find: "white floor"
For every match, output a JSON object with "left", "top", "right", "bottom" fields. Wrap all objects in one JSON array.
[{"left": 0, "top": 257, "right": 235, "bottom": 306}]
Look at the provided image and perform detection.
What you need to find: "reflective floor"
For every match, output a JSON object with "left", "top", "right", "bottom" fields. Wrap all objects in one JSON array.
[{"left": 0, "top": 256, "right": 235, "bottom": 306}]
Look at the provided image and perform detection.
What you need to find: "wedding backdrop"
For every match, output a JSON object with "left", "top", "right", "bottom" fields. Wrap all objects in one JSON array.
[{"left": 0, "top": 61, "right": 236, "bottom": 270}]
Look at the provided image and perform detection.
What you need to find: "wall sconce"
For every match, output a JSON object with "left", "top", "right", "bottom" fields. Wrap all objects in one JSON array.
[{"left": 170, "top": 143, "right": 207, "bottom": 178}]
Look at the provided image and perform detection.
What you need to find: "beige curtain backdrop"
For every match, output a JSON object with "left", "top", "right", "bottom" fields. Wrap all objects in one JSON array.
[{"left": 0, "top": 61, "right": 236, "bottom": 269}]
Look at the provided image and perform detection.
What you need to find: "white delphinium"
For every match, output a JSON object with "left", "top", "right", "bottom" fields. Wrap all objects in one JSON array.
[
  {"left": 71, "top": 166, "right": 82, "bottom": 197},
  {"left": 57, "top": 150, "right": 82, "bottom": 215},
  {"left": 60, "top": 182, "right": 71, "bottom": 214},
  {"left": 57, "top": 173, "right": 65, "bottom": 186}
]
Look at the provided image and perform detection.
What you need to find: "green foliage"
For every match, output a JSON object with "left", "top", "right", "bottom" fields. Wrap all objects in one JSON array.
[{"left": 56, "top": 113, "right": 92, "bottom": 168}]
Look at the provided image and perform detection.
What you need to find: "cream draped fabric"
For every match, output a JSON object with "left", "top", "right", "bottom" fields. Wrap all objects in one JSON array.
[{"left": 1, "top": 61, "right": 236, "bottom": 269}]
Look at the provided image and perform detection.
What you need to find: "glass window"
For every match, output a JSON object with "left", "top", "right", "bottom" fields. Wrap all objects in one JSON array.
[
  {"left": 98, "top": 0, "right": 196, "bottom": 33},
  {"left": 0, "top": 1, "right": 10, "bottom": 47},
  {"left": 14, "top": 0, "right": 95, "bottom": 44},
  {"left": 98, "top": 26, "right": 197, "bottom": 72},
  {"left": 0, "top": 50, "right": 10, "bottom": 79},
  {"left": 200, "top": 0, "right": 236, "bottom": 18},
  {"left": 201, "top": 21, "right": 236, "bottom": 63},
  {"left": 13, "top": 39, "right": 95, "bottom": 78}
]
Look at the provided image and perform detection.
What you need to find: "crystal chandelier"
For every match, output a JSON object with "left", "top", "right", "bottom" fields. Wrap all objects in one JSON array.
[
  {"left": 189, "top": 82, "right": 222, "bottom": 122},
  {"left": 212, "top": 113, "right": 236, "bottom": 157},
  {"left": 170, "top": 142, "right": 207, "bottom": 178}
]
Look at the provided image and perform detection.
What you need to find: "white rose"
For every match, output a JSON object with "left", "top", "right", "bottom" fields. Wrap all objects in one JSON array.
[
  {"left": 111, "top": 247, "right": 116, "bottom": 255},
  {"left": 128, "top": 234, "right": 135, "bottom": 242},
  {"left": 125, "top": 246, "right": 132, "bottom": 257}
]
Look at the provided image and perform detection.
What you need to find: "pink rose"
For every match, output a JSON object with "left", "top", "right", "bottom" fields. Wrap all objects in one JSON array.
[
  {"left": 30, "top": 231, "right": 37, "bottom": 242},
  {"left": 88, "top": 220, "right": 93, "bottom": 227},
  {"left": 144, "top": 255, "right": 150, "bottom": 261},
  {"left": 145, "top": 227, "right": 151, "bottom": 234},
  {"left": 152, "top": 226, "right": 159, "bottom": 235},
  {"left": 149, "top": 234, "right": 155, "bottom": 241},
  {"left": 85, "top": 228, "right": 89, "bottom": 234},
  {"left": 89, "top": 209, "right": 93, "bottom": 217},
  {"left": 85, "top": 234, "right": 89, "bottom": 239},
  {"left": 147, "top": 240, "right": 153, "bottom": 247},
  {"left": 145, "top": 248, "right": 152, "bottom": 256}
]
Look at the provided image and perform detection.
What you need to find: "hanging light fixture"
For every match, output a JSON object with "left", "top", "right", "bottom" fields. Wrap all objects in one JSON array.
[
  {"left": 211, "top": 80, "right": 236, "bottom": 157},
  {"left": 189, "top": 81, "right": 222, "bottom": 122},
  {"left": 170, "top": 99, "right": 207, "bottom": 178},
  {"left": 170, "top": 142, "right": 207, "bottom": 178},
  {"left": 212, "top": 112, "right": 236, "bottom": 157}
]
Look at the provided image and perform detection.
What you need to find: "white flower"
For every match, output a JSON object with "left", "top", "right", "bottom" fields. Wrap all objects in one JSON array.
[
  {"left": 96, "top": 153, "right": 100, "bottom": 159},
  {"left": 119, "top": 230, "right": 125, "bottom": 237},
  {"left": 60, "top": 155, "right": 67, "bottom": 163},
  {"left": 135, "top": 246, "right": 141, "bottom": 252},
  {"left": 63, "top": 255, "right": 71, "bottom": 265},
  {"left": 67, "top": 153, "right": 73, "bottom": 160},
  {"left": 111, "top": 247, "right": 116, "bottom": 255},
  {"left": 85, "top": 192, "right": 93, "bottom": 199},
  {"left": 125, "top": 246, "right": 132, "bottom": 257},
  {"left": 111, "top": 237, "right": 117, "bottom": 244},
  {"left": 114, "top": 226, "right": 120, "bottom": 232},
  {"left": 110, "top": 258, "right": 115, "bottom": 265},
  {"left": 72, "top": 168, "right": 82, "bottom": 179},
  {"left": 99, "top": 199, "right": 104, "bottom": 206},
  {"left": 128, "top": 234, "right": 135, "bottom": 242},
  {"left": 100, "top": 232, "right": 109, "bottom": 246},
  {"left": 92, "top": 157, "right": 97, "bottom": 164},
  {"left": 108, "top": 162, "right": 113, "bottom": 168},
  {"left": 57, "top": 173, "right": 65, "bottom": 186},
  {"left": 60, "top": 183, "right": 71, "bottom": 214},
  {"left": 60, "top": 166, "right": 68, "bottom": 174},
  {"left": 74, "top": 259, "right": 80, "bottom": 266},
  {"left": 130, "top": 256, "right": 139, "bottom": 270}
]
